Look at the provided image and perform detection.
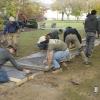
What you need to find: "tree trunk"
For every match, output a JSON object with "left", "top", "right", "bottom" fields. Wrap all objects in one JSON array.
[
  {"left": 61, "top": 11, "right": 64, "bottom": 21},
  {"left": 76, "top": 16, "right": 79, "bottom": 20},
  {"left": 57, "top": 11, "right": 58, "bottom": 20},
  {"left": 66, "top": 14, "right": 69, "bottom": 20}
]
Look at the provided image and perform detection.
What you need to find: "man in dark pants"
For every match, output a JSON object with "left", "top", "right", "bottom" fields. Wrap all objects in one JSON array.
[{"left": 84, "top": 10, "right": 99, "bottom": 57}]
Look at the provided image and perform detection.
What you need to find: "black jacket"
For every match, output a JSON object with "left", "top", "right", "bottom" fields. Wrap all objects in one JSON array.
[{"left": 64, "top": 28, "right": 82, "bottom": 43}]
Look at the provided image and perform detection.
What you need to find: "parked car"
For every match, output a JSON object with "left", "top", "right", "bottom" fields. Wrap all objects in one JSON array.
[{"left": 25, "top": 19, "right": 38, "bottom": 29}]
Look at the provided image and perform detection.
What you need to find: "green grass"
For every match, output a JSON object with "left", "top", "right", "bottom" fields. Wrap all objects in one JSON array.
[
  {"left": 44, "top": 20, "right": 84, "bottom": 30},
  {"left": 44, "top": 20, "right": 86, "bottom": 37},
  {"left": 18, "top": 29, "right": 50, "bottom": 57}
]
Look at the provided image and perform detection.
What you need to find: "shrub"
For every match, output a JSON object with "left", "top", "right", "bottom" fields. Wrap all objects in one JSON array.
[{"left": 0, "top": 17, "right": 4, "bottom": 30}]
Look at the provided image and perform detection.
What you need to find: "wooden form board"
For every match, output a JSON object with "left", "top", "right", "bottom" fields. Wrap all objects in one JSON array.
[
  {"left": 9, "top": 72, "right": 43, "bottom": 86},
  {"left": 2, "top": 66, "right": 43, "bottom": 86}
]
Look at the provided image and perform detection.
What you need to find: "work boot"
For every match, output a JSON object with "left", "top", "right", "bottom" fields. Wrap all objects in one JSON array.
[
  {"left": 61, "top": 62, "right": 67, "bottom": 67},
  {"left": 44, "top": 66, "right": 51, "bottom": 72},
  {"left": 51, "top": 68, "right": 62, "bottom": 74}
]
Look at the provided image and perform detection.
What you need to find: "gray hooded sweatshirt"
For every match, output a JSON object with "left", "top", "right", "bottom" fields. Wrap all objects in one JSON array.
[
  {"left": 0, "top": 48, "right": 22, "bottom": 70},
  {"left": 84, "top": 14, "right": 98, "bottom": 35}
]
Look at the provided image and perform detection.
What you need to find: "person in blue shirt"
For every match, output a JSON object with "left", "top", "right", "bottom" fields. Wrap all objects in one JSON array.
[{"left": 3, "top": 16, "right": 20, "bottom": 52}]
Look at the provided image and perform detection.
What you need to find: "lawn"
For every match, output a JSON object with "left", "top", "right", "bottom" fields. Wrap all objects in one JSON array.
[
  {"left": 18, "top": 29, "right": 50, "bottom": 57},
  {"left": 44, "top": 20, "right": 84, "bottom": 29}
]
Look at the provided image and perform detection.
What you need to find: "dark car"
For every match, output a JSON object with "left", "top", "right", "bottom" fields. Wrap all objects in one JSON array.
[{"left": 25, "top": 19, "right": 38, "bottom": 29}]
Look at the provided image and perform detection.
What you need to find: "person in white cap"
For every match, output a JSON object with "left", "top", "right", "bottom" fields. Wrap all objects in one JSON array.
[
  {"left": 3, "top": 16, "right": 20, "bottom": 55},
  {"left": 9, "top": 16, "right": 15, "bottom": 22},
  {"left": 37, "top": 35, "right": 48, "bottom": 50}
]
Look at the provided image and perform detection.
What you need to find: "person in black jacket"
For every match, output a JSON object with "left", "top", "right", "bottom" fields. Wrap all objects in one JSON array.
[
  {"left": 84, "top": 10, "right": 99, "bottom": 57},
  {"left": 64, "top": 27, "right": 82, "bottom": 43},
  {"left": 64, "top": 27, "right": 89, "bottom": 64}
]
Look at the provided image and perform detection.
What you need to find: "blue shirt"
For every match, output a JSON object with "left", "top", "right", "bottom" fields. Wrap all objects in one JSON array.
[{"left": 4, "top": 21, "right": 19, "bottom": 34}]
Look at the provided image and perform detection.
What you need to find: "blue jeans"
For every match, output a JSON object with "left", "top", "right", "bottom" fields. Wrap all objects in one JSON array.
[
  {"left": 0, "top": 68, "right": 9, "bottom": 83},
  {"left": 52, "top": 50, "right": 70, "bottom": 69}
]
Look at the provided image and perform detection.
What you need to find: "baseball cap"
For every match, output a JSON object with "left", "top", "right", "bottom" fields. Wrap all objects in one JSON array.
[{"left": 9, "top": 16, "right": 15, "bottom": 21}]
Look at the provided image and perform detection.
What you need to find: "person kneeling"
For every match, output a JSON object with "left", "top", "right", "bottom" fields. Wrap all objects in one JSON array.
[
  {"left": 0, "top": 45, "right": 30, "bottom": 83},
  {"left": 44, "top": 34, "right": 71, "bottom": 73}
]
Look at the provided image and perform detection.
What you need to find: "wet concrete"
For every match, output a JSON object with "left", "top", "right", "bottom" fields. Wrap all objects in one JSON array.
[
  {"left": 2, "top": 66, "right": 38, "bottom": 80},
  {"left": 18, "top": 51, "right": 47, "bottom": 70}
]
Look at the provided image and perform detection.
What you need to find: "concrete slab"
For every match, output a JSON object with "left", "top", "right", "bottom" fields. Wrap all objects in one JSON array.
[{"left": 18, "top": 52, "right": 47, "bottom": 70}]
